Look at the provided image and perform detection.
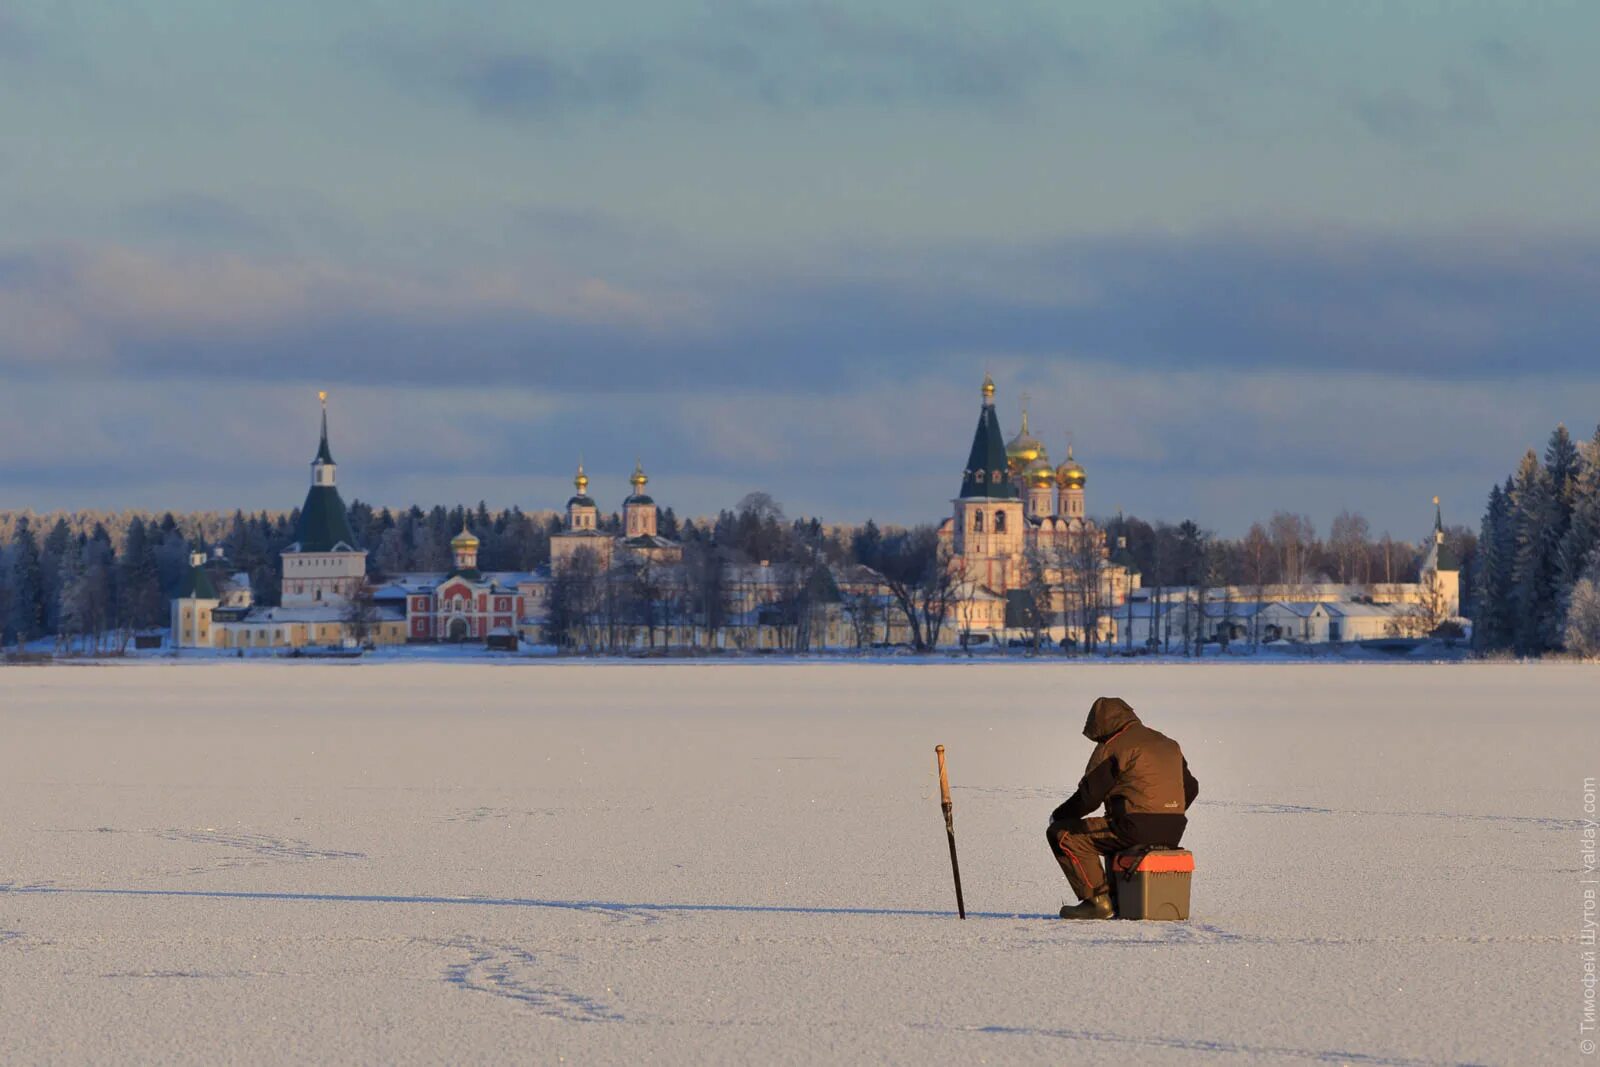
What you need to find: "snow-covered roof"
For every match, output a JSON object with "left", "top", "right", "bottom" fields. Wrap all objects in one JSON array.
[
  {"left": 1318, "top": 602, "right": 1404, "bottom": 618},
  {"left": 377, "top": 571, "right": 540, "bottom": 595},
  {"left": 220, "top": 605, "right": 403, "bottom": 625}
]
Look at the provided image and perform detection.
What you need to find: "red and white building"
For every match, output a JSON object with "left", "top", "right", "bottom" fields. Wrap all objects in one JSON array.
[{"left": 388, "top": 525, "right": 543, "bottom": 643}]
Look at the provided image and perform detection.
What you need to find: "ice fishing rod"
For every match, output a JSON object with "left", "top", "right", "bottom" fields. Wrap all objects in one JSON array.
[{"left": 935, "top": 744, "right": 966, "bottom": 919}]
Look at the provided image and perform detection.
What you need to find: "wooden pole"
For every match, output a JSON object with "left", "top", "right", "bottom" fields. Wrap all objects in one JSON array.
[{"left": 935, "top": 744, "right": 966, "bottom": 919}]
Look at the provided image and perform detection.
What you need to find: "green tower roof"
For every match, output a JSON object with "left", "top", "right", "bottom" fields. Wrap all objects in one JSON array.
[
  {"left": 177, "top": 561, "right": 220, "bottom": 599},
  {"left": 958, "top": 383, "right": 1017, "bottom": 500},
  {"left": 294, "top": 485, "right": 357, "bottom": 552}
]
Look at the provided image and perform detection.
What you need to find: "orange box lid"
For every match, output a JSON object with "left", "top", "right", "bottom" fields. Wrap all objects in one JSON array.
[{"left": 1114, "top": 850, "right": 1195, "bottom": 874}]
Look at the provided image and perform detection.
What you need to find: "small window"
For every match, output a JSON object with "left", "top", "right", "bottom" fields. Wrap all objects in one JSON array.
[
  {"left": 995, "top": 511, "right": 1007, "bottom": 533},
  {"left": 973, "top": 511, "right": 984, "bottom": 532}
]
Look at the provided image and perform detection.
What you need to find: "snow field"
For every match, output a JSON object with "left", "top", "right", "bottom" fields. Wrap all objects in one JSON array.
[{"left": 0, "top": 662, "right": 1591, "bottom": 1064}]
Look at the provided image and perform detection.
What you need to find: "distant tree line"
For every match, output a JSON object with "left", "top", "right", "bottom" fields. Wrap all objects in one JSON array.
[
  {"left": 0, "top": 473, "right": 1548, "bottom": 655},
  {"left": 1472, "top": 424, "right": 1600, "bottom": 657},
  {"left": 1098, "top": 509, "right": 1475, "bottom": 594}
]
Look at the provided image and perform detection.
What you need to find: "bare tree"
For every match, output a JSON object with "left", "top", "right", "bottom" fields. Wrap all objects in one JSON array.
[
  {"left": 681, "top": 541, "right": 725, "bottom": 651},
  {"left": 548, "top": 548, "right": 603, "bottom": 652},
  {"left": 1377, "top": 532, "right": 1397, "bottom": 585},
  {"left": 1330, "top": 510, "right": 1371, "bottom": 585},
  {"left": 629, "top": 557, "right": 666, "bottom": 650},
  {"left": 841, "top": 585, "right": 881, "bottom": 651},
  {"left": 950, "top": 568, "right": 984, "bottom": 652},
  {"left": 1393, "top": 573, "right": 1449, "bottom": 638},
  {"left": 1079, "top": 532, "right": 1108, "bottom": 652},
  {"left": 861, "top": 525, "right": 952, "bottom": 652},
  {"left": 1021, "top": 542, "right": 1052, "bottom": 652},
  {"left": 1209, "top": 542, "right": 1231, "bottom": 653},
  {"left": 341, "top": 582, "right": 381, "bottom": 648},
  {"left": 1243, "top": 522, "right": 1272, "bottom": 649},
  {"left": 1270, "top": 512, "right": 1316, "bottom": 587}
]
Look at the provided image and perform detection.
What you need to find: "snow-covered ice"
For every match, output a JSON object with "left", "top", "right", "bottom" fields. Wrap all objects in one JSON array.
[{"left": 0, "top": 662, "right": 1591, "bottom": 1064}]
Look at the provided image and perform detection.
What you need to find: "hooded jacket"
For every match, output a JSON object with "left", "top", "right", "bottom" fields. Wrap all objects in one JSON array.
[{"left": 1050, "top": 696, "right": 1199, "bottom": 845}]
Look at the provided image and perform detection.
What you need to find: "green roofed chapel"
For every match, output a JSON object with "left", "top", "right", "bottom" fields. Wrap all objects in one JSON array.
[
  {"left": 282, "top": 392, "right": 368, "bottom": 607},
  {"left": 170, "top": 546, "right": 253, "bottom": 647}
]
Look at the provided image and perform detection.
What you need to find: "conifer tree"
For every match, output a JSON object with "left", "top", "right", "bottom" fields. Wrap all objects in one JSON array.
[
  {"left": 1558, "top": 424, "right": 1600, "bottom": 595},
  {"left": 54, "top": 533, "right": 86, "bottom": 651},
  {"left": 119, "top": 518, "right": 165, "bottom": 630},
  {"left": 1510, "top": 451, "right": 1562, "bottom": 653},
  {"left": 1546, "top": 424, "right": 1580, "bottom": 520},
  {"left": 1473, "top": 482, "right": 1512, "bottom": 650},
  {"left": 9, "top": 517, "right": 45, "bottom": 643}
]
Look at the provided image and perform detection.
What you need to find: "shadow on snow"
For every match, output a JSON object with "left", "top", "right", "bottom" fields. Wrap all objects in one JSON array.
[{"left": 0, "top": 884, "right": 1047, "bottom": 921}]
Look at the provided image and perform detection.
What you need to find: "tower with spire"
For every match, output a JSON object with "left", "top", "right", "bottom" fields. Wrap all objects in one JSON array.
[
  {"left": 934, "top": 372, "right": 1140, "bottom": 649},
  {"left": 281, "top": 391, "right": 368, "bottom": 608},
  {"left": 1419, "top": 495, "right": 1461, "bottom": 618},
  {"left": 951, "top": 374, "right": 1025, "bottom": 587}
]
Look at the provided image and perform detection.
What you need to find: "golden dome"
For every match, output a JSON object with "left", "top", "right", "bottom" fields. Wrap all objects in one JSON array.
[
  {"left": 1056, "top": 443, "right": 1086, "bottom": 489},
  {"left": 451, "top": 522, "right": 480, "bottom": 549},
  {"left": 630, "top": 459, "right": 648, "bottom": 493},
  {"left": 574, "top": 461, "right": 589, "bottom": 495},
  {"left": 981, "top": 373, "right": 995, "bottom": 403},
  {"left": 1005, "top": 408, "right": 1048, "bottom": 473},
  {"left": 1024, "top": 456, "right": 1055, "bottom": 488}
]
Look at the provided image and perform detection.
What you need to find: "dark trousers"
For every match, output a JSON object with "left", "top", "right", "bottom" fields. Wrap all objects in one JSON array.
[{"left": 1047, "top": 817, "right": 1134, "bottom": 900}]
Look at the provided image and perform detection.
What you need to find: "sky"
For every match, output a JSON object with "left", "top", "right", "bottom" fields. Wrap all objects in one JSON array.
[{"left": 2, "top": 1, "right": 1599, "bottom": 538}]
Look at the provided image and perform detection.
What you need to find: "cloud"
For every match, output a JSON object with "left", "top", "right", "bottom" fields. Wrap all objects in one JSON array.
[
  {"left": 687, "top": 0, "right": 1081, "bottom": 108},
  {"left": 0, "top": 5, "right": 35, "bottom": 63},
  {"left": 3, "top": 227, "right": 1599, "bottom": 393},
  {"left": 453, "top": 49, "right": 652, "bottom": 120},
  {"left": 1474, "top": 35, "right": 1543, "bottom": 76},
  {"left": 364, "top": 3, "right": 1081, "bottom": 122},
  {"left": 1150, "top": 3, "right": 1262, "bottom": 65},
  {"left": 122, "top": 193, "right": 275, "bottom": 246},
  {"left": 1349, "top": 70, "right": 1494, "bottom": 144},
  {"left": 0, "top": 243, "right": 702, "bottom": 376},
  {"left": 2, "top": 224, "right": 1598, "bottom": 531}
]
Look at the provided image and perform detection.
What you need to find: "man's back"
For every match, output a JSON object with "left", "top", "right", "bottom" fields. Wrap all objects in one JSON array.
[
  {"left": 1099, "top": 719, "right": 1195, "bottom": 843},
  {"left": 1071, "top": 696, "right": 1199, "bottom": 845}
]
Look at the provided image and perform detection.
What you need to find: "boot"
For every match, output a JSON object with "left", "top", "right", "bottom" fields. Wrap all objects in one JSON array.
[{"left": 1059, "top": 892, "right": 1115, "bottom": 920}]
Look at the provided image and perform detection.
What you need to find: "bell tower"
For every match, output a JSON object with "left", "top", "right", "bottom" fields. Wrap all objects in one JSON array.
[
  {"left": 566, "top": 461, "right": 599, "bottom": 531},
  {"left": 1057, "top": 443, "right": 1086, "bottom": 523},
  {"left": 281, "top": 391, "right": 368, "bottom": 607},
  {"left": 624, "top": 460, "right": 658, "bottom": 539},
  {"left": 952, "top": 375, "right": 1024, "bottom": 588}
]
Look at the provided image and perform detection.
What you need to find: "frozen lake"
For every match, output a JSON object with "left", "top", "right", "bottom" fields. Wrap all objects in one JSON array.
[{"left": 0, "top": 662, "right": 1591, "bottom": 1064}]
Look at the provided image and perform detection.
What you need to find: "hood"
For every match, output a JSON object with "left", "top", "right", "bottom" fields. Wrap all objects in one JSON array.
[{"left": 1083, "top": 696, "right": 1139, "bottom": 741}]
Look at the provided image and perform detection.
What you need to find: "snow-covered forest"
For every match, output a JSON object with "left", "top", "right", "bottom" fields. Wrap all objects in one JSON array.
[{"left": 1472, "top": 423, "right": 1600, "bottom": 656}]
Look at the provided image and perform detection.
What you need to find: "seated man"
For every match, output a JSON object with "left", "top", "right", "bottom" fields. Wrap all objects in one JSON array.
[{"left": 1047, "top": 696, "right": 1199, "bottom": 920}]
